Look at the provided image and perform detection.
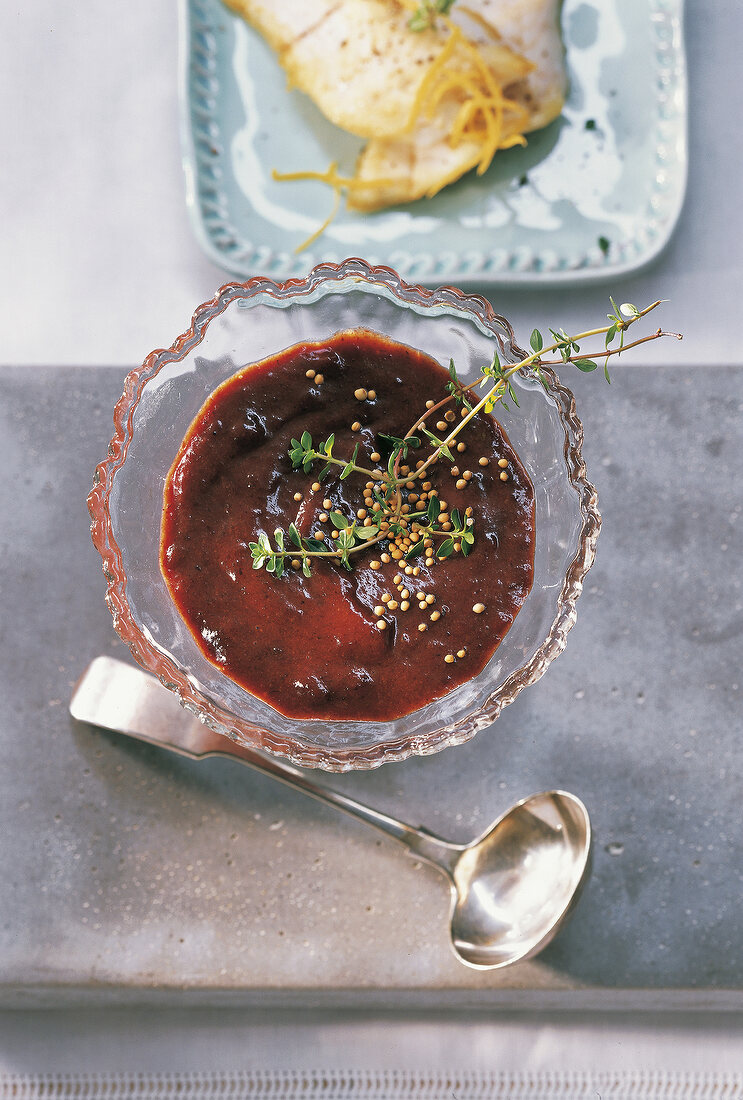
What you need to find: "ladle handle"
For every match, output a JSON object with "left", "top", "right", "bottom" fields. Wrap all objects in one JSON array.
[
  {"left": 70, "top": 657, "right": 460, "bottom": 873},
  {"left": 220, "top": 744, "right": 458, "bottom": 867}
]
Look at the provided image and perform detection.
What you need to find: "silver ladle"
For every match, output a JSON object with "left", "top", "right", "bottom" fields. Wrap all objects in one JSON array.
[{"left": 71, "top": 657, "right": 592, "bottom": 970}]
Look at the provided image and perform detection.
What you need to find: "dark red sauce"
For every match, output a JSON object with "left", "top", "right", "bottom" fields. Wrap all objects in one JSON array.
[{"left": 160, "top": 330, "right": 534, "bottom": 721}]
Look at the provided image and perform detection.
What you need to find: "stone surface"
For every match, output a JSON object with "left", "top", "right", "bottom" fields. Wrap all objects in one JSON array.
[{"left": 0, "top": 366, "right": 741, "bottom": 1006}]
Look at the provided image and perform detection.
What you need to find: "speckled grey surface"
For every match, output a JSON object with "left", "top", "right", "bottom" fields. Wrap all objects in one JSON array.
[{"left": 0, "top": 366, "right": 741, "bottom": 1008}]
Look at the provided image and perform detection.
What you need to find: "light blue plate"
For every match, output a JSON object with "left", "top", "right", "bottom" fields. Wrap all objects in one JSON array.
[{"left": 179, "top": 0, "right": 687, "bottom": 285}]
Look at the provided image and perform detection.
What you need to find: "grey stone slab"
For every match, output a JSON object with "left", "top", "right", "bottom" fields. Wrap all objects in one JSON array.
[{"left": 0, "top": 366, "right": 740, "bottom": 1007}]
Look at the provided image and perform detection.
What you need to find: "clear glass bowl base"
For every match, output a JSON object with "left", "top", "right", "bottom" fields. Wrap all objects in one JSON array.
[{"left": 89, "top": 259, "right": 600, "bottom": 771}]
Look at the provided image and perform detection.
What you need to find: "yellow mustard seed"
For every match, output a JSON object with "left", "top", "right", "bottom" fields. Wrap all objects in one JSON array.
[
  {"left": 445, "top": 409, "right": 456, "bottom": 422},
  {"left": 388, "top": 600, "right": 398, "bottom": 611},
  {"left": 436, "top": 420, "right": 447, "bottom": 432},
  {"left": 456, "top": 442, "right": 466, "bottom": 453},
  {"left": 393, "top": 573, "right": 403, "bottom": 585},
  {"left": 425, "top": 594, "right": 435, "bottom": 605},
  {"left": 305, "top": 368, "right": 316, "bottom": 378},
  {"left": 291, "top": 559, "right": 301, "bottom": 569},
  {"left": 455, "top": 479, "right": 467, "bottom": 490},
  {"left": 479, "top": 457, "right": 489, "bottom": 467},
  {"left": 293, "top": 492, "right": 302, "bottom": 502},
  {"left": 314, "top": 373, "right": 324, "bottom": 385},
  {"left": 351, "top": 421, "right": 361, "bottom": 432},
  {"left": 500, "top": 471, "right": 509, "bottom": 482},
  {"left": 473, "top": 602, "right": 486, "bottom": 614},
  {"left": 418, "top": 623, "right": 427, "bottom": 632},
  {"left": 425, "top": 399, "right": 435, "bottom": 409},
  {"left": 311, "top": 482, "right": 321, "bottom": 492},
  {"left": 457, "top": 648, "right": 467, "bottom": 659},
  {"left": 323, "top": 498, "right": 332, "bottom": 510},
  {"left": 319, "top": 513, "right": 328, "bottom": 523},
  {"left": 370, "top": 451, "right": 381, "bottom": 462},
  {"left": 430, "top": 610, "right": 441, "bottom": 622},
  {"left": 381, "top": 553, "right": 391, "bottom": 564},
  {"left": 376, "top": 619, "right": 387, "bottom": 631},
  {"left": 370, "top": 560, "right": 381, "bottom": 570},
  {"left": 367, "top": 389, "right": 376, "bottom": 400},
  {"left": 354, "top": 388, "right": 368, "bottom": 401},
  {"left": 451, "top": 466, "right": 460, "bottom": 477},
  {"left": 498, "top": 457, "right": 509, "bottom": 468},
  {"left": 313, "top": 531, "right": 323, "bottom": 541},
  {"left": 373, "top": 605, "right": 384, "bottom": 617},
  {"left": 444, "top": 654, "right": 455, "bottom": 664},
  {"left": 400, "top": 601, "right": 410, "bottom": 611}
]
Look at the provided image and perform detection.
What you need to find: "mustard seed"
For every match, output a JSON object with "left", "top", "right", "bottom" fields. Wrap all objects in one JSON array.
[
  {"left": 457, "top": 648, "right": 467, "bottom": 659},
  {"left": 323, "top": 498, "right": 332, "bottom": 510},
  {"left": 436, "top": 420, "right": 447, "bottom": 432},
  {"left": 425, "top": 400, "right": 435, "bottom": 409},
  {"left": 314, "top": 373, "right": 324, "bottom": 385},
  {"left": 445, "top": 410, "right": 456, "bottom": 422},
  {"left": 311, "top": 482, "right": 321, "bottom": 492},
  {"left": 370, "top": 451, "right": 381, "bottom": 462},
  {"left": 293, "top": 492, "right": 302, "bottom": 501},
  {"left": 500, "top": 471, "right": 509, "bottom": 481},
  {"left": 305, "top": 369, "right": 316, "bottom": 378},
  {"left": 473, "top": 602, "right": 486, "bottom": 614},
  {"left": 370, "top": 560, "right": 381, "bottom": 570},
  {"left": 351, "top": 421, "right": 361, "bottom": 432},
  {"left": 430, "top": 610, "right": 441, "bottom": 622},
  {"left": 354, "top": 388, "right": 368, "bottom": 401},
  {"left": 456, "top": 442, "right": 466, "bottom": 453},
  {"left": 498, "top": 457, "right": 509, "bottom": 468},
  {"left": 376, "top": 619, "right": 387, "bottom": 631},
  {"left": 444, "top": 654, "right": 455, "bottom": 664},
  {"left": 418, "top": 623, "right": 427, "bottom": 632},
  {"left": 400, "top": 600, "right": 410, "bottom": 611},
  {"left": 479, "top": 457, "right": 489, "bottom": 466},
  {"left": 367, "top": 389, "right": 377, "bottom": 400},
  {"left": 456, "top": 479, "right": 467, "bottom": 490},
  {"left": 374, "top": 605, "right": 384, "bottom": 617}
]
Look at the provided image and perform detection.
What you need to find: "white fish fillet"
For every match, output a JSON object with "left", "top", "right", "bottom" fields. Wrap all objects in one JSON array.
[{"left": 226, "top": 0, "right": 566, "bottom": 210}]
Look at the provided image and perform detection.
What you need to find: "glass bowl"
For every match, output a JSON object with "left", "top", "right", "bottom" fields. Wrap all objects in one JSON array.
[{"left": 89, "top": 258, "right": 600, "bottom": 771}]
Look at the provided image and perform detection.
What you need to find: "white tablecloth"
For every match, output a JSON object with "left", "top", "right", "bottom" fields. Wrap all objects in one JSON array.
[{"left": 2, "top": 1, "right": 743, "bottom": 1092}]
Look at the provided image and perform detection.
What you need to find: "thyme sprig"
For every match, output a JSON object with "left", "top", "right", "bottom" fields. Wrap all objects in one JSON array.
[
  {"left": 408, "top": 0, "right": 458, "bottom": 32},
  {"left": 249, "top": 299, "right": 680, "bottom": 578}
]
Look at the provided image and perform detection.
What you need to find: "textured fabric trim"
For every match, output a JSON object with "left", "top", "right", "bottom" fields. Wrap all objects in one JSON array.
[{"left": 1, "top": 1070, "right": 742, "bottom": 1099}]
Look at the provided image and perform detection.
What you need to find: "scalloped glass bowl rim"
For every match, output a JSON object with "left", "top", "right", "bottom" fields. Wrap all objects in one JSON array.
[{"left": 88, "top": 258, "right": 601, "bottom": 771}]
